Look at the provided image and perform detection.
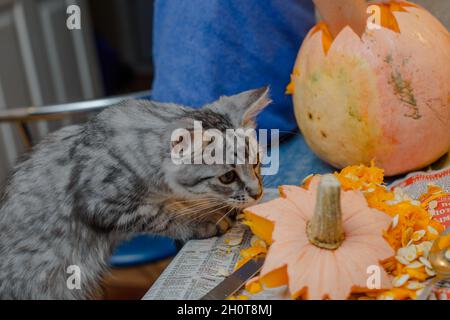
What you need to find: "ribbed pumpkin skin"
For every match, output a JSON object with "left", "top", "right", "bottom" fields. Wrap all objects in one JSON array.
[{"left": 292, "top": 4, "right": 450, "bottom": 176}]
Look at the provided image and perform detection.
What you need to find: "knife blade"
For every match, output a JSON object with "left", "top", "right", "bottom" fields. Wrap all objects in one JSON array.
[{"left": 200, "top": 255, "right": 265, "bottom": 300}]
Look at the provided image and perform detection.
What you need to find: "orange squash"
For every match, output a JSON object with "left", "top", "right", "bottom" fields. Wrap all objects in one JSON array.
[
  {"left": 244, "top": 175, "right": 394, "bottom": 299},
  {"left": 289, "top": 1, "right": 450, "bottom": 176}
]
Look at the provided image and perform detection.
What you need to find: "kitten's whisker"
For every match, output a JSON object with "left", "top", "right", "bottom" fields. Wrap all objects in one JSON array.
[
  {"left": 192, "top": 204, "right": 230, "bottom": 222},
  {"left": 166, "top": 199, "right": 220, "bottom": 211},
  {"left": 189, "top": 211, "right": 213, "bottom": 223},
  {"left": 170, "top": 202, "right": 216, "bottom": 213},
  {"left": 173, "top": 201, "right": 222, "bottom": 216},
  {"left": 192, "top": 212, "right": 211, "bottom": 222},
  {"left": 175, "top": 202, "right": 224, "bottom": 219},
  {"left": 172, "top": 200, "right": 217, "bottom": 211},
  {"left": 215, "top": 207, "right": 236, "bottom": 226},
  {"left": 168, "top": 197, "right": 218, "bottom": 205},
  {"left": 167, "top": 199, "right": 219, "bottom": 211}
]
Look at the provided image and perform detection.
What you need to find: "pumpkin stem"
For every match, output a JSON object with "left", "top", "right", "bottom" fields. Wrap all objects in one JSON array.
[{"left": 306, "top": 174, "right": 345, "bottom": 250}]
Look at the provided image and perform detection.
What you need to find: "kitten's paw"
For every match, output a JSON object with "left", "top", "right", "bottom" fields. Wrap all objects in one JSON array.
[
  {"left": 216, "top": 214, "right": 234, "bottom": 235},
  {"left": 193, "top": 212, "right": 235, "bottom": 239}
]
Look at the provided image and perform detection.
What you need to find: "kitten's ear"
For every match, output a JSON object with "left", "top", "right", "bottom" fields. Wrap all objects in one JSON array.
[
  {"left": 209, "top": 86, "right": 272, "bottom": 127},
  {"left": 240, "top": 86, "right": 272, "bottom": 127}
]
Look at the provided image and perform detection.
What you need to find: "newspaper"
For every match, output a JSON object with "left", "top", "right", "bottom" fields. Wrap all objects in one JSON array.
[
  {"left": 144, "top": 167, "right": 450, "bottom": 300},
  {"left": 389, "top": 167, "right": 450, "bottom": 228},
  {"left": 143, "top": 223, "right": 252, "bottom": 300},
  {"left": 143, "top": 188, "right": 279, "bottom": 300}
]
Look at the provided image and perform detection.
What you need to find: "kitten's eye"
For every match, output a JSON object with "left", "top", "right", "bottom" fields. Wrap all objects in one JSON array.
[{"left": 219, "top": 171, "right": 237, "bottom": 184}]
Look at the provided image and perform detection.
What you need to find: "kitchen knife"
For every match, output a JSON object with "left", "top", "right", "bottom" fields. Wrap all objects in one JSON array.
[{"left": 200, "top": 255, "right": 265, "bottom": 300}]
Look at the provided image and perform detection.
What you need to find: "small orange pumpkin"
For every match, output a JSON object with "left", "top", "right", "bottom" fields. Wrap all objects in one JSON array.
[{"left": 244, "top": 174, "right": 394, "bottom": 299}]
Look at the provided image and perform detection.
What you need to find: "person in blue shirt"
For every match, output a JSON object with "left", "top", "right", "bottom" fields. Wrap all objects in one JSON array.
[
  {"left": 151, "top": 0, "right": 316, "bottom": 134},
  {"left": 151, "top": 0, "right": 371, "bottom": 133}
]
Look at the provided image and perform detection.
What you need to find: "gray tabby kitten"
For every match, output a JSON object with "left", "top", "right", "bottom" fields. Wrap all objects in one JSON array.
[{"left": 0, "top": 87, "right": 270, "bottom": 300}]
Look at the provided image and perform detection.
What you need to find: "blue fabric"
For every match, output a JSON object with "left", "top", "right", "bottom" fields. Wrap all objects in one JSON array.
[
  {"left": 152, "top": 0, "right": 315, "bottom": 133},
  {"left": 110, "top": 235, "right": 177, "bottom": 267},
  {"left": 263, "top": 133, "right": 334, "bottom": 188}
]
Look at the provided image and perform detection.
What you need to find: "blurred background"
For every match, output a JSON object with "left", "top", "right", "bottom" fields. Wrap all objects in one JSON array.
[
  {"left": 0, "top": 0, "right": 160, "bottom": 300},
  {"left": 0, "top": 0, "right": 154, "bottom": 188},
  {"left": 0, "top": 0, "right": 448, "bottom": 299}
]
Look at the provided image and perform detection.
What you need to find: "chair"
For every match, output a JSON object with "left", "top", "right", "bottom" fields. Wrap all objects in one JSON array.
[{"left": 0, "top": 91, "right": 178, "bottom": 267}]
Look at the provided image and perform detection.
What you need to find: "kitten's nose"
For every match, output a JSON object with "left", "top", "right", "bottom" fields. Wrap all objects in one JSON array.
[{"left": 246, "top": 187, "right": 262, "bottom": 200}]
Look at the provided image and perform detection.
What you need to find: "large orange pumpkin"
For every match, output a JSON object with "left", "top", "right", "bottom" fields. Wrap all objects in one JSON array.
[{"left": 289, "top": 1, "right": 450, "bottom": 176}]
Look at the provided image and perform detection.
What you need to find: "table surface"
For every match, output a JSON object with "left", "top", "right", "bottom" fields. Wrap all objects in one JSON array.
[{"left": 144, "top": 132, "right": 449, "bottom": 299}]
